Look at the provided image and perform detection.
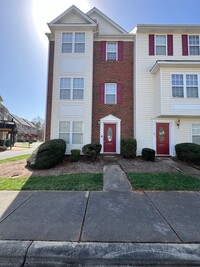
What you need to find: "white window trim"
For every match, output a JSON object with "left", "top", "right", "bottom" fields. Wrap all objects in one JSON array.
[
  {"left": 59, "top": 121, "right": 84, "bottom": 145},
  {"left": 106, "top": 42, "right": 118, "bottom": 61},
  {"left": 171, "top": 73, "right": 200, "bottom": 99},
  {"left": 105, "top": 83, "right": 117, "bottom": 104},
  {"left": 191, "top": 123, "right": 200, "bottom": 145},
  {"left": 60, "top": 77, "right": 85, "bottom": 100},
  {"left": 155, "top": 34, "right": 167, "bottom": 56},
  {"left": 62, "top": 32, "right": 85, "bottom": 53},
  {"left": 188, "top": 35, "right": 200, "bottom": 56}
]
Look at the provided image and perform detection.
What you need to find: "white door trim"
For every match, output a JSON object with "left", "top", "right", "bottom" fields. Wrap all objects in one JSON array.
[{"left": 100, "top": 114, "right": 121, "bottom": 154}]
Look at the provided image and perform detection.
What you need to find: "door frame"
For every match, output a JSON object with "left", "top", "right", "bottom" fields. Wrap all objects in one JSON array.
[
  {"left": 100, "top": 114, "right": 121, "bottom": 154},
  {"left": 152, "top": 119, "right": 175, "bottom": 156}
]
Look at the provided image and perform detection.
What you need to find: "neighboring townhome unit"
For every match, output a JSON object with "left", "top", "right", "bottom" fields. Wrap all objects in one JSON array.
[
  {"left": 45, "top": 5, "right": 134, "bottom": 154},
  {"left": 133, "top": 25, "right": 200, "bottom": 156}
]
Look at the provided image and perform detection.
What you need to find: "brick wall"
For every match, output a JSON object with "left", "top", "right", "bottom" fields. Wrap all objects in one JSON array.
[
  {"left": 45, "top": 41, "right": 54, "bottom": 141},
  {"left": 92, "top": 41, "right": 134, "bottom": 143}
]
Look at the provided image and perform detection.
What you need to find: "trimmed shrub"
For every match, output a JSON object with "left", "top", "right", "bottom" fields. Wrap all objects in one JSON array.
[
  {"left": 82, "top": 143, "right": 102, "bottom": 161},
  {"left": 175, "top": 142, "right": 200, "bottom": 166},
  {"left": 71, "top": 149, "right": 80, "bottom": 162},
  {"left": 27, "top": 139, "right": 66, "bottom": 169},
  {"left": 121, "top": 138, "right": 137, "bottom": 158},
  {"left": 142, "top": 148, "right": 155, "bottom": 161}
]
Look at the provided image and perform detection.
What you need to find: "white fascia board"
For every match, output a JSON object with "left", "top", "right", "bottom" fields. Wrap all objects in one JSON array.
[
  {"left": 48, "top": 23, "right": 97, "bottom": 33},
  {"left": 150, "top": 61, "right": 200, "bottom": 74},
  {"left": 135, "top": 24, "right": 200, "bottom": 33},
  {"left": 94, "top": 34, "right": 134, "bottom": 41}
]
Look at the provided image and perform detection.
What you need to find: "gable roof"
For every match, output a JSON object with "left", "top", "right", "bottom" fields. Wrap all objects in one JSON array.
[
  {"left": 87, "top": 7, "right": 127, "bottom": 34},
  {"left": 49, "top": 5, "right": 96, "bottom": 25}
]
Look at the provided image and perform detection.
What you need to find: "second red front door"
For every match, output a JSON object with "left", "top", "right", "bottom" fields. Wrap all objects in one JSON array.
[
  {"left": 156, "top": 123, "right": 169, "bottom": 155},
  {"left": 104, "top": 124, "right": 116, "bottom": 153}
]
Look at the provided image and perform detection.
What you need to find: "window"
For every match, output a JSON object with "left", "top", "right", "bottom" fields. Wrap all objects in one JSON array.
[
  {"left": 192, "top": 124, "right": 200, "bottom": 145},
  {"left": 172, "top": 74, "right": 199, "bottom": 98},
  {"left": 189, "top": 35, "right": 200, "bottom": 55},
  {"left": 172, "top": 74, "right": 184, "bottom": 97},
  {"left": 59, "top": 121, "right": 83, "bottom": 144},
  {"left": 186, "top": 75, "right": 198, "bottom": 98},
  {"left": 62, "top": 33, "right": 85, "bottom": 53},
  {"left": 155, "top": 35, "right": 166, "bottom": 55},
  {"left": 59, "top": 121, "right": 70, "bottom": 144},
  {"left": 60, "top": 78, "right": 84, "bottom": 100},
  {"left": 105, "top": 83, "right": 116, "bottom": 104},
  {"left": 106, "top": 42, "right": 117, "bottom": 61},
  {"left": 72, "top": 122, "right": 83, "bottom": 144}
]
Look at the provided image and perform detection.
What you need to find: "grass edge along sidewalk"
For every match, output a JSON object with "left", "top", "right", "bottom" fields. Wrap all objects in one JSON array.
[
  {"left": 0, "top": 154, "right": 30, "bottom": 164},
  {"left": 128, "top": 172, "right": 200, "bottom": 191}
]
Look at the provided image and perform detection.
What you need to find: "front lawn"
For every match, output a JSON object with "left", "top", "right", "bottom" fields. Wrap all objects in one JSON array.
[
  {"left": 0, "top": 154, "right": 30, "bottom": 164},
  {"left": 0, "top": 173, "right": 103, "bottom": 191},
  {"left": 128, "top": 173, "right": 200, "bottom": 190}
]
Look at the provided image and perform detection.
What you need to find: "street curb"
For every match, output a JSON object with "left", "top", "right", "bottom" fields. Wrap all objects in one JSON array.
[{"left": 1, "top": 241, "right": 200, "bottom": 266}]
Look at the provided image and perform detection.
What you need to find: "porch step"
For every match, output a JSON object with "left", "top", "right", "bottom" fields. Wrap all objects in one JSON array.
[{"left": 103, "top": 155, "right": 117, "bottom": 162}]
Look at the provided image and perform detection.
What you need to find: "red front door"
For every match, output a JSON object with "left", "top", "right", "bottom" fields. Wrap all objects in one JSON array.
[
  {"left": 156, "top": 123, "right": 169, "bottom": 155},
  {"left": 104, "top": 124, "right": 116, "bottom": 153}
]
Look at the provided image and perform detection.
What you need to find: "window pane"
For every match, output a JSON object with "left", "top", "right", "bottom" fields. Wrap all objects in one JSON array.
[
  {"left": 59, "top": 133, "right": 70, "bottom": 144},
  {"left": 172, "top": 87, "right": 184, "bottom": 97},
  {"left": 73, "top": 78, "right": 84, "bottom": 89},
  {"left": 189, "top": 36, "right": 199, "bottom": 45},
  {"left": 107, "top": 42, "right": 117, "bottom": 52},
  {"left": 72, "top": 133, "right": 83, "bottom": 144},
  {"left": 106, "top": 83, "right": 116, "bottom": 92},
  {"left": 106, "top": 95, "right": 115, "bottom": 104},
  {"left": 73, "top": 89, "right": 83, "bottom": 99},
  {"left": 62, "top": 33, "right": 73, "bottom": 42},
  {"left": 59, "top": 121, "right": 70, "bottom": 132},
  {"left": 60, "top": 89, "right": 70, "bottom": 99},
  {"left": 107, "top": 52, "right": 117, "bottom": 60},
  {"left": 62, "top": 43, "right": 72, "bottom": 53},
  {"left": 186, "top": 75, "right": 198, "bottom": 86},
  {"left": 186, "top": 75, "right": 198, "bottom": 98},
  {"left": 75, "top": 43, "right": 85, "bottom": 53},
  {"left": 192, "top": 136, "right": 200, "bottom": 145},
  {"left": 107, "top": 42, "right": 117, "bottom": 60},
  {"left": 192, "top": 124, "right": 200, "bottom": 135},
  {"left": 75, "top": 33, "right": 85, "bottom": 42},
  {"left": 156, "top": 46, "right": 166, "bottom": 55},
  {"left": 189, "top": 46, "right": 200, "bottom": 55},
  {"left": 156, "top": 35, "right": 166, "bottom": 45},
  {"left": 73, "top": 122, "right": 83, "bottom": 132},
  {"left": 187, "top": 87, "right": 198, "bottom": 98},
  {"left": 60, "top": 78, "right": 71, "bottom": 89},
  {"left": 172, "top": 74, "right": 183, "bottom": 86}
]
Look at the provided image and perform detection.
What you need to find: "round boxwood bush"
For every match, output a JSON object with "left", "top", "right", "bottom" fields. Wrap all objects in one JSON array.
[
  {"left": 121, "top": 138, "right": 137, "bottom": 158},
  {"left": 71, "top": 149, "right": 80, "bottom": 162},
  {"left": 27, "top": 139, "right": 66, "bottom": 169},
  {"left": 175, "top": 142, "right": 200, "bottom": 166},
  {"left": 82, "top": 143, "right": 102, "bottom": 161},
  {"left": 142, "top": 148, "right": 155, "bottom": 161}
]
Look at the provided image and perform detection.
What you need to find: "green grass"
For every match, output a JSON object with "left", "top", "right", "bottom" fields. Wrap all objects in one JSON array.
[
  {"left": 0, "top": 154, "right": 31, "bottom": 164},
  {"left": 128, "top": 173, "right": 200, "bottom": 191},
  {"left": 0, "top": 173, "right": 103, "bottom": 191}
]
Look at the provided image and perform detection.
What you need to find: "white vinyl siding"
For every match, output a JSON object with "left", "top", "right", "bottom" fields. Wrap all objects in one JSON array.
[
  {"left": 60, "top": 78, "right": 84, "bottom": 100},
  {"left": 171, "top": 74, "right": 199, "bottom": 98},
  {"left": 155, "top": 35, "right": 166, "bottom": 55},
  {"left": 62, "top": 33, "right": 85, "bottom": 53},
  {"left": 106, "top": 42, "right": 117, "bottom": 61},
  {"left": 59, "top": 121, "right": 83, "bottom": 144},
  {"left": 105, "top": 83, "right": 117, "bottom": 104},
  {"left": 192, "top": 124, "right": 200, "bottom": 145},
  {"left": 189, "top": 35, "right": 200, "bottom": 55}
]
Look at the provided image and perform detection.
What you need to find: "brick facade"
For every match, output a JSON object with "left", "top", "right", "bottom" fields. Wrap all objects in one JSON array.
[
  {"left": 92, "top": 41, "right": 134, "bottom": 143},
  {"left": 45, "top": 41, "right": 54, "bottom": 141}
]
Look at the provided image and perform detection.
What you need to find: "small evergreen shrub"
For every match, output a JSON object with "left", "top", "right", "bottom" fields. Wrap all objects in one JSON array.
[
  {"left": 175, "top": 142, "right": 200, "bottom": 166},
  {"left": 121, "top": 138, "right": 137, "bottom": 158},
  {"left": 142, "top": 148, "right": 155, "bottom": 161},
  {"left": 71, "top": 149, "right": 80, "bottom": 162},
  {"left": 82, "top": 143, "right": 102, "bottom": 161},
  {"left": 27, "top": 139, "right": 66, "bottom": 169}
]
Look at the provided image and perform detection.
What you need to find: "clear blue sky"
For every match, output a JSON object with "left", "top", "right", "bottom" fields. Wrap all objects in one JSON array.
[{"left": 0, "top": 0, "right": 200, "bottom": 121}]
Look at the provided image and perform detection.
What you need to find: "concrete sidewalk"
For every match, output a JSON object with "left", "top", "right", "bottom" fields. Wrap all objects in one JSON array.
[{"left": 0, "top": 190, "right": 200, "bottom": 265}]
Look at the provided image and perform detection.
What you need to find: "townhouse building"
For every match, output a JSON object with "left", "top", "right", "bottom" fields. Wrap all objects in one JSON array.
[
  {"left": 133, "top": 25, "right": 200, "bottom": 156},
  {"left": 45, "top": 5, "right": 200, "bottom": 156}
]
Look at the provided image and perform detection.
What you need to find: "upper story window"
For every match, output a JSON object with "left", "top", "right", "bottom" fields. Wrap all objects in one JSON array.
[
  {"left": 106, "top": 42, "right": 117, "bottom": 61},
  {"left": 60, "top": 78, "right": 84, "bottom": 100},
  {"left": 105, "top": 83, "right": 117, "bottom": 104},
  {"left": 172, "top": 74, "right": 199, "bottom": 98},
  {"left": 62, "top": 33, "right": 85, "bottom": 53},
  {"left": 155, "top": 35, "right": 166, "bottom": 55},
  {"left": 189, "top": 35, "right": 200, "bottom": 55},
  {"left": 192, "top": 124, "right": 200, "bottom": 145}
]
